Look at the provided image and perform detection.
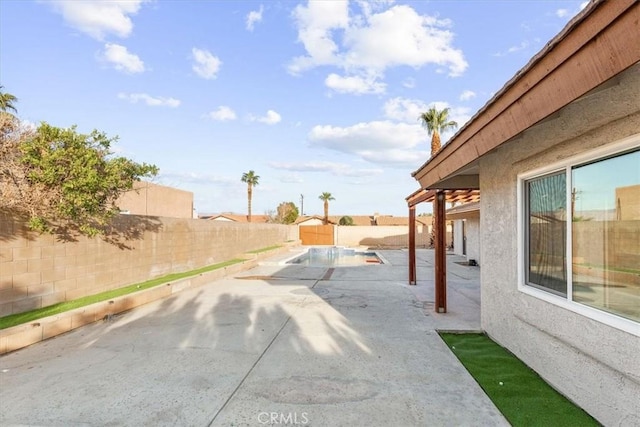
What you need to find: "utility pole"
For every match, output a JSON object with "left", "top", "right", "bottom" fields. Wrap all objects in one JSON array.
[{"left": 300, "top": 194, "right": 304, "bottom": 216}]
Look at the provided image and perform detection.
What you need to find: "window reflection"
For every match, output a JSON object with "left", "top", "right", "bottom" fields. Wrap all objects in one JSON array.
[{"left": 572, "top": 150, "right": 640, "bottom": 322}]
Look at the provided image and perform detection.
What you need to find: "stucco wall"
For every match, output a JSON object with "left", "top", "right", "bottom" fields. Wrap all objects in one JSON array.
[
  {"left": 117, "top": 181, "right": 194, "bottom": 219},
  {"left": 465, "top": 216, "right": 481, "bottom": 265},
  {"left": 479, "top": 67, "right": 640, "bottom": 425},
  {"left": 334, "top": 225, "right": 446, "bottom": 248},
  {"left": 452, "top": 221, "right": 464, "bottom": 256},
  {"left": 452, "top": 216, "right": 480, "bottom": 265},
  {"left": 0, "top": 214, "right": 298, "bottom": 316}
]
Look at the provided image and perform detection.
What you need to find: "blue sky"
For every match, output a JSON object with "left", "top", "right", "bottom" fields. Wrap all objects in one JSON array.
[{"left": 1, "top": 0, "right": 588, "bottom": 217}]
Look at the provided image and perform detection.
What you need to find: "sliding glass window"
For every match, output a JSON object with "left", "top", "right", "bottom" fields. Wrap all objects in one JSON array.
[{"left": 523, "top": 146, "right": 639, "bottom": 325}]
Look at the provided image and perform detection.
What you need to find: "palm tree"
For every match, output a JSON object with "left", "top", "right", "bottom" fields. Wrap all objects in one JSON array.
[
  {"left": 419, "top": 107, "right": 458, "bottom": 248},
  {"left": 318, "top": 192, "right": 335, "bottom": 225},
  {"left": 241, "top": 170, "right": 260, "bottom": 222},
  {"left": 0, "top": 86, "right": 18, "bottom": 114},
  {"left": 419, "top": 107, "right": 458, "bottom": 157}
]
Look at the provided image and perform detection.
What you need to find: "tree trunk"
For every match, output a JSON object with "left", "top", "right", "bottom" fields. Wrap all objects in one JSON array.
[
  {"left": 430, "top": 132, "right": 441, "bottom": 157},
  {"left": 323, "top": 200, "right": 329, "bottom": 225},
  {"left": 247, "top": 186, "right": 252, "bottom": 222}
]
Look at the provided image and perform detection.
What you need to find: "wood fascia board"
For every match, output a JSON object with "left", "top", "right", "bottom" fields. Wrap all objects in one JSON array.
[{"left": 413, "top": 0, "right": 639, "bottom": 188}]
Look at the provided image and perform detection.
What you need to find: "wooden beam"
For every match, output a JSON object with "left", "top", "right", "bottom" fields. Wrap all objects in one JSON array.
[
  {"left": 434, "top": 190, "right": 447, "bottom": 313},
  {"left": 413, "top": 0, "right": 640, "bottom": 189},
  {"left": 409, "top": 206, "right": 416, "bottom": 285}
]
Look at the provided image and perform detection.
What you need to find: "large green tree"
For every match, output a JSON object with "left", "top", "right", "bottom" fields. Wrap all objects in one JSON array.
[
  {"left": 241, "top": 170, "right": 260, "bottom": 222},
  {"left": 1, "top": 121, "right": 158, "bottom": 237},
  {"left": 274, "top": 201, "right": 299, "bottom": 224},
  {"left": 318, "top": 192, "right": 335, "bottom": 225},
  {"left": 419, "top": 107, "right": 458, "bottom": 247},
  {"left": 0, "top": 86, "right": 18, "bottom": 114},
  {"left": 419, "top": 107, "right": 458, "bottom": 156}
]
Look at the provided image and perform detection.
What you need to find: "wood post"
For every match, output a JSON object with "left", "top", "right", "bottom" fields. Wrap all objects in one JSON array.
[
  {"left": 435, "top": 190, "right": 447, "bottom": 313},
  {"left": 409, "top": 205, "right": 416, "bottom": 285}
]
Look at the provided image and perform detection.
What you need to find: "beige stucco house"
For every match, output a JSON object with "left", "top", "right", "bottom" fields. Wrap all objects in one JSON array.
[
  {"left": 448, "top": 202, "right": 480, "bottom": 265},
  {"left": 411, "top": 1, "right": 639, "bottom": 424},
  {"left": 117, "top": 181, "right": 194, "bottom": 219}
]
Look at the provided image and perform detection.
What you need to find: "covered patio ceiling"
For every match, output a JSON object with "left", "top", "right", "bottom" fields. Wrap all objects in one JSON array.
[{"left": 406, "top": 189, "right": 480, "bottom": 207}]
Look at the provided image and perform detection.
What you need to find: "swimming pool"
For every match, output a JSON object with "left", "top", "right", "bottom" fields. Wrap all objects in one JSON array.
[{"left": 287, "top": 247, "right": 383, "bottom": 266}]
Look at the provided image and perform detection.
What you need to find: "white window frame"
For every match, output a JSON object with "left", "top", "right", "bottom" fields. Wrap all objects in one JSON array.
[{"left": 517, "top": 133, "right": 640, "bottom": 337}]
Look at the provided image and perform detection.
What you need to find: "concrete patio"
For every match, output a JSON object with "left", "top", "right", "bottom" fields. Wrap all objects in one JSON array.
[{"left": 0, "top": 248, "right": 508, "bottom": 426}]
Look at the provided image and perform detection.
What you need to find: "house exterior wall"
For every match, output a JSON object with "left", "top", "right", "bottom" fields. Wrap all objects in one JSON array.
[
  {"left": 452, "top": 221, "right": 464, "bottom": 256},
  {"left": 478, "top": 68, "right": 640, "bottom": 425},
  {"left": 466, "top": 216, "right": 481, "bottom": 265},
  {"left": 616, "top": 185, "right": 640, "bottom": 220},
  {"left": 452, "top": 215, "right": 480, "bottom": 265},
  {"left": 117, "top": 182, "right": 194, "bottom": 219},
  {"left": 0, "top": 213, "right": 298, "bottom": 316}
]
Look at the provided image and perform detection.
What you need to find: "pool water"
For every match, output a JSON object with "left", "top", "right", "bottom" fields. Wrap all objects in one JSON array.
[{"left": 287, "top": 247, "right": 383, "bottom": 266}]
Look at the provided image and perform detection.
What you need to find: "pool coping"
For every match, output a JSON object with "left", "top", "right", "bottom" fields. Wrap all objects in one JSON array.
[{"left": 273, "top": 246, "right": 391, "bottom": 266}]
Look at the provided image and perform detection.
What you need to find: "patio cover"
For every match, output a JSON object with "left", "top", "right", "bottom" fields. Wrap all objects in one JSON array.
[
  {"left": 406, "top": 190, "right": 480, "bottom": 313},
  {"left": 405, "top": 0, "right": 639, "bottom": 313}
]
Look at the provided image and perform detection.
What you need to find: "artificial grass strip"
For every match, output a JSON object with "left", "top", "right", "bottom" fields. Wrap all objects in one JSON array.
[
  {"left": 248, "top": 245, "right": 282, "bottom": 254},
  {"left": 439, "top": 332, "right": 600, "bottom": 427},
  {"left": 0, "top": 259, "right": 244, "bottom": 330}
]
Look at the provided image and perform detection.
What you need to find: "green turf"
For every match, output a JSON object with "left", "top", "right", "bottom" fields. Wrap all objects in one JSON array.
[
  {"left": 248, "top": 245, "right": 282, "bottom": 254},
  {"left": 0, "top": 259, "right": 244, "bottom": 330},
  {"left": 439, "top": 332, "right": 600, "bottom": 427}
]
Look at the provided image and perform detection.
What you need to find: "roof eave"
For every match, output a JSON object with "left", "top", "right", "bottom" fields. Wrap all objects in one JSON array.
[{"left": 412, "top": 0, "right": 640, "bottom": 189}]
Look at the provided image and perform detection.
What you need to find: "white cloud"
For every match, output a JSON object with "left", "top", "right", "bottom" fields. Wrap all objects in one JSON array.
[
  {"left": 289, "top": 0, "right": 349, "bottom": 74},
  {"left": 270, "top": 160, "right": 383, "bottom": 177},
  {"left": 158, "top": 171, "right": 237, "bottom": 186},
  {"left": 246, "top": 5, "right": 264, "bottom": 31},
  {"left": 383, "top": 97, "right": 428, "bottom": 123},
  {"left": 325, "top": 73, "right": 385, "bottom": 95},
  {"left": 307, "top": 120, "right": 428, "bottom": 167},
  {"left": 558, "top": 3, "right": 589, "bottom": 19},
  {"left": 304, "top": 99, "right": 472, "bottom": 167},
  {"left": 192, "top": 48, "right": 221, "bottom": 79},
  {"left": 402, "top": 77, "right": 416, "bottom": 89},
  {"left": 494, "top": 40, "right": 529, "bottom": 57},
  {"left": 459, "top": 90, "right": 476, "bottom": 101},
  {"left": 101, "top": 43, "right": 145, "bottom": 73},
  {"left": 251, "top": 109, "right": 281, "bottom": 125},
  {"left": 278, "top": 173, "right": 304, "bottom": 184},
  {"left": 49, "top": 0, "right": 146, "bottom": 40},
  {"left": 289, "top": 2, "right": 467, "bottom": 95},
  {"left": 207, "top": 106, "right": 237, "bottom": 121},
  {"left": 118, "top": 92, "right": 180, "bottom": 107}
]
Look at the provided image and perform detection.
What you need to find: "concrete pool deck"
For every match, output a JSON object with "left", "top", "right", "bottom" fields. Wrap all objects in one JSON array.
[{"left": 0, "top": 248, "right": 508, "bottom": 426}]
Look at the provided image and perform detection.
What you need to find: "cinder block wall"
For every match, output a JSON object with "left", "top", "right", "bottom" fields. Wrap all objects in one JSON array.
[
  {"left": 0, "top": 214, "right": 298, "bottom": 316},
  {"left": 335, "top": 225, "right": 451, "bottom": 248}
]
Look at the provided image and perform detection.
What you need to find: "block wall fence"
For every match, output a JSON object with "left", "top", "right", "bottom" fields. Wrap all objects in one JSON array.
[
  {"left": 0, "top": 213, "right": 298, "bottom": 317},
  {"left": 335, "top": 225, "right": 451, "bottom": 248}
]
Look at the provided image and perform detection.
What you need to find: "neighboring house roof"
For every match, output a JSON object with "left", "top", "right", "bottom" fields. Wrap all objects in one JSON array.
[
  {"left": 329, "top": 215, "right": 375, "bottom": 226},
  {"left": 295, "top": 215, "right": 431, "bottom": 226},
  {"left": 375, "top": 216, "right": 430, "bottom": 226},
  {"left": 295, "top": 215, "right": 329, "bottom": 225},
  {"left": 412, "top": 0, "right": 639, "bottom": 190},
  {"left": 206, "top": 213, "right": 270, "bottom": 223}
]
